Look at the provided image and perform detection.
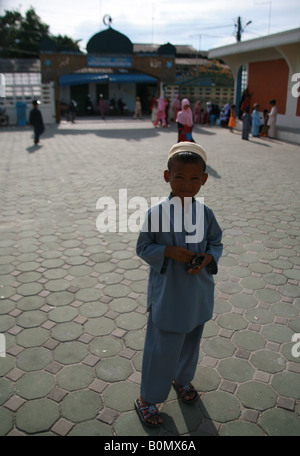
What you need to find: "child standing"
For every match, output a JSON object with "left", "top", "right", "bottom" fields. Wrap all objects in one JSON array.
[
  {"left": 242, "top": 106, "right": 252, "bottom": 140},
  {"left": 252, "top": 103, "right": 260, "bottom": 137},
  {"left": 29, "top": 100, "right": 45, "bottom": 145},
  {"left": 176, "top": 98, "right": 194, "bottom": 142},
  {"left": 133, "top": 96, "right": 142, "bottom": 119},
  {"left": 228, "top": 104, "right": 236, "bottom": 132},
  {"left": 135, "top": 142, "right": 223, "bottom": 427}
]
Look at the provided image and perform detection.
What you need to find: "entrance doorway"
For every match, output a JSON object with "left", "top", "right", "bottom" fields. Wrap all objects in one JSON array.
[{"left": 70, "top": 84, "right": 89, "bottom": 116}]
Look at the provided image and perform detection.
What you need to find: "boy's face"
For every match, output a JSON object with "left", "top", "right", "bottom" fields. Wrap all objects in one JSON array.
[{"left": 164, "top": 160, "right": 208, "bottom": 204}]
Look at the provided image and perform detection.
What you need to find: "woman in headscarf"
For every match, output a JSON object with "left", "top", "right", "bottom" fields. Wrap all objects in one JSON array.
[{"left": 176, "top": 98, "right": 194, "bottom": 142}]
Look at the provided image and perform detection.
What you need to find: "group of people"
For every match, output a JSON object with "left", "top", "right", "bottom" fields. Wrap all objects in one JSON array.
[
  {"left": 241, "top": 99, "right": 277, "bottom": 140},
  {"left": 151, "top": 96, "right": 219, "bottom": 143},
  {"left": 162, "top": 94, "right": 278, "bottom": 144}
]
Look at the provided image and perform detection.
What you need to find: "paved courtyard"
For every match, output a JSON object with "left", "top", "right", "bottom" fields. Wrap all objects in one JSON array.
[{"left": 0, "top": 117, "right": 300, "bottom": 436}]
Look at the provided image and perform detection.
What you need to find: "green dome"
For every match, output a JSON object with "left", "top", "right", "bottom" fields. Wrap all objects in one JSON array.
[
  {"left": 87, "top": 28, "right": 133, "bottom": 54},
  {"left": 158, "top": 42, "right": 176, "bottom": 56}
]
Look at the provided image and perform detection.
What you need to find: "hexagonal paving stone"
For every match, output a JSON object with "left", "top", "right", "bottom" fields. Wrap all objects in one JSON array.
[
  {"left": 54, "top": 341, "right": 89, "bottom": 365},
  {"left": 0, "top": 315, "right": 15, "bottom": 332},
  {"left": 44, "top": 279, "right": 71, "bottom": 292},
  {"left": 17, "top": 282, "right": 43, "bottom": 297},
  {"left": 251, "top": 349, "right": 286, "bottom": 373},
  {"left": 69, "top": 420, "right": 113, "bottom": 436},
  {"left": 16, "top": 310, "right": 48, "bottom": 328},
  {"left": 51, "top": 322, "right": 83, "bottom": 342},
  {"left": 217, "top": 281, "right": 243, "bottom": 295},
  {"left": 220, "top": 421, "right": 265, "bottom": 436},
  {"left": 232, "top": 330, "right": 265, "bottom": 352},
  {"left": 103, "top": 381, "right": 140, "bottom": 412},
  {"left": 271, "top": 371, "right": 300, "bottom": 399},
  {"left": 0, "top": 378, "right": 14, "bottom": 405},
  {"left": 237, "top": 381, "right": 277, "bottom": 411},
  {"left": 98, "top": 272, "right": 124, "bottom": 285},
  {"left": 17, "top": 328, "right": 49, "bottom": 348},
  {"left": 84, "top": 317, "right": 115, "bottom": 336},
  {"left": 57, "top": 365, "right": 95, "bottom": 391},
  {"left": 270, "top": 302, "right": 298, "bottom": 318},
  {"left": 278, "top": 284, "right": 300, "bottom": 299},
  {"left": 16, "top": 371, "right": 55, "bottom": 400},
  {"left": 46, "top": 291, "right": 75, "bottom": 307},
  {"left": 79, "top": 301, "right": 108, "bottom": 318},
  {"left": 114, "top": 410, "right": 159, "bottom": 436},
  {"left": 193, "top": 365, "right": 221, "bottom": 392},
  {"left": 202, "top": 320, "right": 219, "bottom": 338},
  {"left": 217, "top": 358, "right": 254, "bottom": 383},
  {"left": 49, "top": 306, "right": 78, "bottom": 323},
  {"left": 240, "top": 277, "right": 266, "bottom": 290},
  {"left": 17, "top": 347, "right": 53, "bottom": 372},
  {"left": 201, "top": 336, "right": 236, "bottom": 359},
  {"left": 89, "top": 336, "right": 123, "bottom": 358},
  {"left": 217, "top": 313, "right": 248, "bottom": 331},
  {"left": 0, "top": 355, "right": 15, "bottom": 377},
  {"left": 116, "top": 312, "right": 146, "bottom": 331},
  {"left": 96, "top": 357, "right": 133, "bottom": 382},
  {"left": 124, "top": 329, "right": 146, "bottom": 351},
  {"left": 0, "top": 407, "right": 14, "bottom": 436},
  {"left": 16, "top": 398, "right": 59, "bottom": 434},
  {"left": 199, "top": 391, "right": 240, "bottom": 423},
  {"left": 245, "top": 308, "right": 275, "bottom": 325},
  {"left": 110, "top": 297, "right": 137, "bottom": 313},
  {"left": 261, "top": 323, "right": 294, "bottom": 344},
  {"left": 254, "top": 289, "right": 281, "bottom": 304},
  {"left": 104, "top": 284, "right": 131, "bottom": 298},
  {"left": 259, "top": 408, "right": 300, "bottom": 436},
  {"left": 61, "top": 390, "right": 103, "bottom": 423}
]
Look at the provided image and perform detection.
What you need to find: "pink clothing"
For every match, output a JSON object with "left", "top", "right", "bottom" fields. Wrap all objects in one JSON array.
[
  {"left": 176, "top": 98, "right": 193, "bottom": 127},
  {"left": 154, "top": 97, "right": 167, "bottom": 127}
]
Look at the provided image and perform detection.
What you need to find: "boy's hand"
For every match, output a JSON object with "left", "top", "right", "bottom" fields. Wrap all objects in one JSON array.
[
  {"left": 164, "top": 246, "right": 195, "bottom": 263},
  {"left": 187, "top": 253, "right": 213, "bottom": 274}
]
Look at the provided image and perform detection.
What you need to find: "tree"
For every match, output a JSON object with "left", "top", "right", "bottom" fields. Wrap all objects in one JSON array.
[{"left": 0, "top": 7, "right": 80, "bottom": 58}]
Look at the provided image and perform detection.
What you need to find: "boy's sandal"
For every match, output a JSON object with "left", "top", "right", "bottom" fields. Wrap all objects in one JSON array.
[
  {"left": 173, "top": 382, "right": 198, "bottom": 404},
  {"left": 134, "top": 398, "right": 162, "bottom": 427}
]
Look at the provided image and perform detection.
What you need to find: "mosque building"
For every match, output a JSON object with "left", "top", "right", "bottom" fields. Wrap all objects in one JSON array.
[{"left": 39, "top": 20, "right": 176, "bottom": 118}]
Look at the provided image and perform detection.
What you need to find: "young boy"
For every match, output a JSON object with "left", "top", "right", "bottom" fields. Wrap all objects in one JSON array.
[
  {"left": 29, "top": 100, "right": 45, "bottom": 145},
  {"left": 135, "top": 141, "right": 223, "bottom": 427}
]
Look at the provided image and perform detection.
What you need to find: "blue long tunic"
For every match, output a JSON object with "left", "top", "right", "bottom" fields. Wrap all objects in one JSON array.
[
  {"left": 136, "top": 195, "right": 223, "bottom": 333},
  {"left": 252, "top": 110, "right": 260, "bottom": 137}
]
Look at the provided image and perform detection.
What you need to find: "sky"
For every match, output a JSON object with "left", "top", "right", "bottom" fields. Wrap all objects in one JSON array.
[{"left": 1, "top": 0, "right": 300, "bottom": 52}]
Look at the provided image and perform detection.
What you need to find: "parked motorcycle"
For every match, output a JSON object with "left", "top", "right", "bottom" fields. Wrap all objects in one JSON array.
[{"left": 0, "top": 107, "right": 9, "bottom": 126}]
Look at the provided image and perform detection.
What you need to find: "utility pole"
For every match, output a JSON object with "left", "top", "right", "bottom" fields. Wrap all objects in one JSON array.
[{"left": 235, "top": 16, "right": 252, "bottom": 42}]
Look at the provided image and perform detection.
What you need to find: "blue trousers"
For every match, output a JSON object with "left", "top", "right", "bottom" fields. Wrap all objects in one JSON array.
[{"left": 141, "top": 313, "right": 205, "bottom": 404}]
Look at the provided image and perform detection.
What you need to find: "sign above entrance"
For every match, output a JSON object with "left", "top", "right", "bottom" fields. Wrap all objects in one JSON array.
[{"left": 88, "top": 56, "right": 132, "bottom": 68}]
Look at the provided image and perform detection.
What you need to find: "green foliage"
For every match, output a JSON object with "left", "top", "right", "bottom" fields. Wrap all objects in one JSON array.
[{"left": 0, "top": 7, "right": 80, "bottom": 57}]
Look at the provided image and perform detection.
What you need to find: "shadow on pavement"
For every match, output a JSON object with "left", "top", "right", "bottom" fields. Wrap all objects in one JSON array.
[{"left": 158, "top": 397, "right": 218, "bottom": 436}]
